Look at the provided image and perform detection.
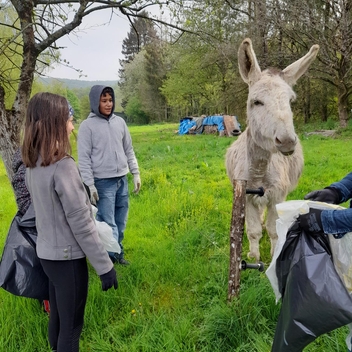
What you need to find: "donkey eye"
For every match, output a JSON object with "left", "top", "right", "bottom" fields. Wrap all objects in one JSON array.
[{"left": 253, "top": 100, "right": 264, "bottom": 106}]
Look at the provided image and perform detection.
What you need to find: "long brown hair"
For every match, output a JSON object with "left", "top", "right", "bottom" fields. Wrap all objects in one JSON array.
[{"left": 22, "top": 92, "right": 72, "bottom": 168}]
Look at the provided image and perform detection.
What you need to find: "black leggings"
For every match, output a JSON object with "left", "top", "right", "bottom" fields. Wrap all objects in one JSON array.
[{"left": 40, "top": 258, "right": 88, "bottom": 352}]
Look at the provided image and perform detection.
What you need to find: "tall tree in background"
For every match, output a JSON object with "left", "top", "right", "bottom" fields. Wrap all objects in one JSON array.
[
  {"left": 118, "top": 11, "right": 158, "bottom": 105},
  {"left": 119, "top": 12, "right": 170, "bottom": 122},
  {"left": 122, "top": 50, "right": 150, "bottom": 123},
  {"left": 142, "top": 39, "right": 168, "bottom": 121},
  {"left": 120, "top": 10, "right": 158, "bottom": 64}
]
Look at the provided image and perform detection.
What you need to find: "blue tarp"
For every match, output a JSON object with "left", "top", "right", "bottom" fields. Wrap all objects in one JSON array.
[
  {"left": 179, "top": 117, "right": 196, "bottom": 135},
  {"left": 203, "top": 116, "right": 225, "bottom": 131},
  {"left": 178, "top": 115, "right": 232, "bottom": 135}
]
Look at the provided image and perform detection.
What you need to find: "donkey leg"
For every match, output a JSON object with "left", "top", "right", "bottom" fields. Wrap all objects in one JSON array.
[
  {"left": 266, "top": 203, "right": 279, "bottom": 257},
  {"left": 245, "top": 203, "right": 263, "bottom": 261}
]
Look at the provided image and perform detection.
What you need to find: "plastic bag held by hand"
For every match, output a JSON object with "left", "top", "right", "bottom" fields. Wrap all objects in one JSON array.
[
  {"left": 266, "top": 200, "right": 349, "bottom": 302},
  {"left": 0, "top": 204, "right": 49, "bottom": 300},
  {"left": 91, "top": 205, "right": 121, "bottom": 253},
  {"left": 100, "top": 267, "right": 118, "bottom": 291}
]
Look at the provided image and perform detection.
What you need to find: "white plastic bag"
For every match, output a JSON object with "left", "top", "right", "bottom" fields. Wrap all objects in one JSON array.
[
  {"left": 266, "top": 200, "right": 351, "bottom": 302},
  {"left": 329, "top": 230, "right": 352, "bottom": 294},
  {"left": 92, "top": 205, "right": 121, "bottom": 253}
]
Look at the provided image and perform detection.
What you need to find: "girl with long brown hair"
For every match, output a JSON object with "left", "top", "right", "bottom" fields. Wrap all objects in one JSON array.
[{"left": 22, "top": 92, "right": 117, "bottom": 352}]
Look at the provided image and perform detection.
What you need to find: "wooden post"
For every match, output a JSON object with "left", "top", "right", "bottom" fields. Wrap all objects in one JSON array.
[{"left": 227, "top": 179, "right": 247, "bottom": 302}]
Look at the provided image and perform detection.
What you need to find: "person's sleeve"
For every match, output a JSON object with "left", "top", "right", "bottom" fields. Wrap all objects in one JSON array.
[
  {"left": 77, "top": 122, "right": 95, "bottom": 186},
  {"left": 321, "top": 207, "right": 352, "bottom": 237},
  {"left": 12, "top": 151, "right": 32, "bottom": 215},
  {"left": 122, "top": 122, "right": 139, "bottom": 175},
  {"left": 330, "top": 172, "right": 352, "bottom": 203},
  {"left": 54, "top": 157, "right": 112, "bottom": 276}
]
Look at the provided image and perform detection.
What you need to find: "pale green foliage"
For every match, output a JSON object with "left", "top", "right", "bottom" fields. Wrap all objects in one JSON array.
[
  {"left": 125, "top": 95, "right": 149, "bottom": 124},
  {"left": 0, "top": 6, "right": 21, "bottom": 109},
  {"left": 66, "top": 90, "right": 81, "bottom": 121},
  {"left": 122, "top": 50, "right": 148, "bottom": 104},
  {"left": 122, "top": 50, "right": 150, "bottom": 123},
  {"left": 161, "top": 49, "right": 215, "bottom": 111},
  {"left": 160, "top": 41, "right": 241, "bottom": 116},
  {"left": 79, "top": 95, "right": 91, "bottom": 122},
  {"left": 0, "top": 3, "right": 57, "bottom": 109},
  {"left": 113, "top": 85, "right": 124, "bottom": 113}
]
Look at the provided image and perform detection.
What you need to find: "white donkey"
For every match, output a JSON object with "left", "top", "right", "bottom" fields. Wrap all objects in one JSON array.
[{"left": 226, "top": 38, "right": 319, "bottom": 261}]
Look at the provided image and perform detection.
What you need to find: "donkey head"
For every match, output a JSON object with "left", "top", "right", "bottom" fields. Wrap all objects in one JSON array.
[{"left": 238, "top": 38, "right": 319, "bottom": 156}]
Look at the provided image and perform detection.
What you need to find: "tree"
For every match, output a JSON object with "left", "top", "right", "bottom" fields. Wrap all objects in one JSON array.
[
  {"left": 159, "top": 1, "right": 246, "bottom": 118},
  {"left": 118, "top": 11, "right": 159, "bottom": 109},
  {"left": 122, "top": 50, "right": 150, "bottom": 123},
  {"left": 125, "top": 96, "right": 149, "bottom": 124},
  {"left": 120, "top": 10, "right": 159, "bottom": 66},
  {"left": 0, "top": 0, "right": 190, "bottom": 180},
  {"left": 269, "top": 0, "right": 352, "bottom": 127},
  {"left": 143, "top": 39, "right": 168, "bottom": 121}
]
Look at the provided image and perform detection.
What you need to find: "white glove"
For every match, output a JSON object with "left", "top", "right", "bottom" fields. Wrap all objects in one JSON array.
[
  {"left": 89, "top": 184, "right": 99, "bottom": 205},
  {"left": 133, "top": 174, "right": 141, "bottom": 194}
]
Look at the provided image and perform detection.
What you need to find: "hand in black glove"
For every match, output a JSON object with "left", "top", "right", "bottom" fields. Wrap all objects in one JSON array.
[
  {"left": 304, "top": 187, "right": 340, "bottom": 204},
  {"left": 100, "top": 267, "right": 118, "bottom": 291},
  {"left": 298, "top": 208, "right": 324, "bottom": 236}
]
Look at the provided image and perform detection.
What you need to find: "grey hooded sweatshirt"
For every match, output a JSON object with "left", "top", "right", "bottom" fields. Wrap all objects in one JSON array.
[{"left": 78, "top": 85, "right": 139, "bottom": 186}]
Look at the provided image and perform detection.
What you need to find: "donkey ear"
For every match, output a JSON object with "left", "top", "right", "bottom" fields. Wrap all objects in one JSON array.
[
  {"left": 238, "top": 38, "right": 262, "bottom": 86},
  {"left": 282, "top": 45, "right": 319, "bottom": 86}
]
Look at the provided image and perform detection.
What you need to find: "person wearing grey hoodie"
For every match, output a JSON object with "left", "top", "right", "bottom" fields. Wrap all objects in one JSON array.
[{"left": 78, "top": 85, "right": 141, "bottom": 265}]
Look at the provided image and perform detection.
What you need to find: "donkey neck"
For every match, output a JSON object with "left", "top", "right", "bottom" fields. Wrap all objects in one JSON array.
[{"left": 246, "top": 128, "right": 271, "bottom": 180}]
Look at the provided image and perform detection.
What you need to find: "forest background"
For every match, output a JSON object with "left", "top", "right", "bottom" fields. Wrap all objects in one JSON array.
[{"left": 1, "top": 1, "right": 352, "bottom": 183}]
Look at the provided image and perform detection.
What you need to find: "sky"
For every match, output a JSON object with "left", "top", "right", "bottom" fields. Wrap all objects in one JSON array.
[{"left": 47, "top": 9, "right": 132, "bottom": 82}]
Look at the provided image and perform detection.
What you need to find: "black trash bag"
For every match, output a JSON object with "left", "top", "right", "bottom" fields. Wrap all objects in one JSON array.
[
  {"left": 0, "top": 204, "right": 49, "bottom": 300},
  {"left": 272, "top": 221, "right": 352, "bottom": 352}
]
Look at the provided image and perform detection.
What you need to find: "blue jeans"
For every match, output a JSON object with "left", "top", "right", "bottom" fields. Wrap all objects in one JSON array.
[{"left": 94, "top": 176, "right": 129, "bottom": 259}]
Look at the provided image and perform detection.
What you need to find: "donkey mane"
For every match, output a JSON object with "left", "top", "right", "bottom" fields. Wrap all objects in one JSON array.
[{"left": 266, "top": 67, "right": 282, "bottom": 75}]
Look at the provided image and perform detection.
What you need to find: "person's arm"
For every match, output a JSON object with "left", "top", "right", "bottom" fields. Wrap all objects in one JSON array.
[
  {"left": 330, "top": 172, "right": 352, "bottom": 203},
  {"left": 122, "top": 122, "right": 141, "bottom": 193},
  {"left": 321, "top": 207, "right": 352, "bottom": 238},
  {"left": 299, "top": 207, "right": 352, "bottom": 239},
  {"left": 122, "top": 123, "right": 139, "bottom": 175},
  {"left": 12, "top": 149, "right": 32, "bottom": 215},
  {"left": 304, "top": 172, "right": 352, "bottom": 204},
  {"left": 54, "top": 157, "right": 112, "bottom": 276},
  {"left": 77, "top": 122, "right": 94, "bottom": 186}
]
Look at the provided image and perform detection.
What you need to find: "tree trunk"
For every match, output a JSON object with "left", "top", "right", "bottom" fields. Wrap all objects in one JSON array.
[
  {"left": 338, "top": 84, "right": 349, "bottom": 128},
  {"left": 303, "top": 78, "right": 311, "bottom": 123},
  {"left": 0, "top": 86, "right": 19, "bottom": 181},
  {"left": 255, "top": 1, "right": 267, "bottom": 66},
  {"left": 321, "top": 84, "right": 328, "bottom": 122},
  {"left": 0, "top": 0, "right": 38, "bottom": 181}
]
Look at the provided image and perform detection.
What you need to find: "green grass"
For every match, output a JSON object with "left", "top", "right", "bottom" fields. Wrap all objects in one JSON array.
[{"left": 1, "top": 122, "right": 352, "bottom": 351}]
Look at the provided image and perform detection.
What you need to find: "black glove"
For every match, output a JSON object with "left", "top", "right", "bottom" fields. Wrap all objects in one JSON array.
[
  {"left": 298, "top": 208, "right": 324, "bottom": 236},
  {"left": 100, "top": 267, "right": 118, "bottom": 291},
  {"left": 304, "top": 187, "right": 340, "bottom": 204}
]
